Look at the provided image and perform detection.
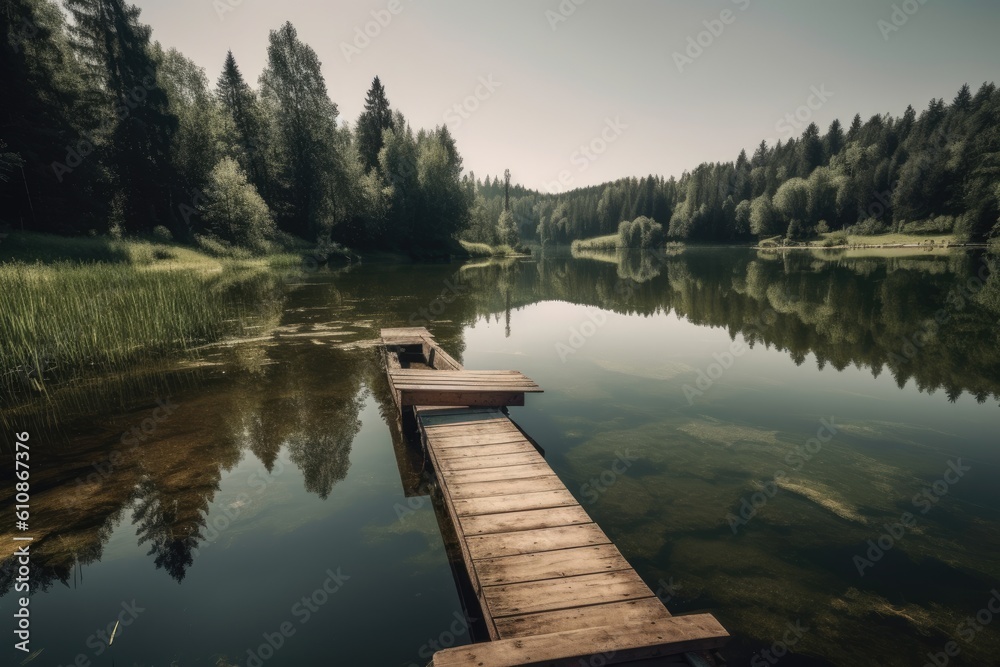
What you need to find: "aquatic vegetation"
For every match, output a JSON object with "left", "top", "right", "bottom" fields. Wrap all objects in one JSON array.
[{"left": 0, "top": 261, "right": 286, "bottom": 395}]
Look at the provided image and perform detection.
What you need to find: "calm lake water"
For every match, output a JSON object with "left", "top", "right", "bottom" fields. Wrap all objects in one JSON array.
[{"left": 2, "top": 248, "right": 999, "bottom": 666}]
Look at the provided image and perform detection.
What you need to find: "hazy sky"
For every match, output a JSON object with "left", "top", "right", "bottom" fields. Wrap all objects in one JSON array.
[{"left": 133, "top": 0, "right": 1000, "bottom": 192}]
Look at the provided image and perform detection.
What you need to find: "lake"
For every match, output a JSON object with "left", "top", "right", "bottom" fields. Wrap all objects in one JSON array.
[{"left": 2, "top": 247, "right": 999, "bottom": 666}]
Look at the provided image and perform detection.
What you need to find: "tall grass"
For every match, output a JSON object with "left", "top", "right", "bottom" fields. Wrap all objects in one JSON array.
[{"left": 0, "top": 262, "right": 282, "bottom": 390}]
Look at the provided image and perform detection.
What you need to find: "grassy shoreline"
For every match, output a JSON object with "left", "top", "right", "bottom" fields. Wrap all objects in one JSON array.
[
  {"left": 753, "top": 232, "right": 982, "bottom": 250},
  {"left": 0, "top": 233, "right": 293, "bottom": 392},
  {"left": 459, "top": 239, "right": 529, "bottom": 258}
]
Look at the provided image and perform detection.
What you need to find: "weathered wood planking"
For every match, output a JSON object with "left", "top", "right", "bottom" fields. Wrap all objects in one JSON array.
[
  {"left": 431, "top": 615, "right": 730, "bottom": 667},
  {"left": 379, "top": 328, "right": 728, "bottom": 666},
  {"left": 388, "top": 367, "right": 541, "bottom": 407}
]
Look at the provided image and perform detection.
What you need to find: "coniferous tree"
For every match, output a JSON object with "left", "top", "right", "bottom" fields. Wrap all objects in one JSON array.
[
  {"left": 216, "top": 50, "right": 270, "bottom": 202},
  {"left": 824, "top": 119, "right": 845, "bottom": 162},
  {"left": 259, "top": 21, "right": 341, "bottom": 239},
  {"left": 355, "top": 76, "right": 393, "bottom": 174},
  {"left": 65, "top": 0, "right": 179, "bottom": 235},
  {"left": 0, "top": 0, "right": 97, "bottom": 232}
]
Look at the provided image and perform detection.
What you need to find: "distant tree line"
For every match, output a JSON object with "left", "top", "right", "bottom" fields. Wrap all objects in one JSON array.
[
  {"left": 0, "top": 0, "right": 469, "bottom": 254},
  {"left": 481, "top": 83, "right": 1000, "bottom": 245}
]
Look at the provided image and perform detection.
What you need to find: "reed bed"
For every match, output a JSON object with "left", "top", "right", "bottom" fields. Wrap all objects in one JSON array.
[{"left": 0, "top": 261, "right": 241, "bottom": 387}]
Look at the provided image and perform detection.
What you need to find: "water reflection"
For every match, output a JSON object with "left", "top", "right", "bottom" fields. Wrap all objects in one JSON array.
[{"left": 0, "top": 248, "right": 997, "bottom": 665}]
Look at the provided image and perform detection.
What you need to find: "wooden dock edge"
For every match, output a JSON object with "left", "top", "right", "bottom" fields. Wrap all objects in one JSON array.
[{"left": 430, "top": 614, "right": 730, "bottom": 667}]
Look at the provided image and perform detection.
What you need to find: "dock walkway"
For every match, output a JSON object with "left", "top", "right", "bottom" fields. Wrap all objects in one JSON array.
[{"left": 380, "top": 327, "right": 728, "bottom": 667}]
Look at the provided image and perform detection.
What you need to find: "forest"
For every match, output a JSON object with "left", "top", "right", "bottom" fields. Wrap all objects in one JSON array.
[
  {"left": 1, "top": 0, "right": 470, "bottom": 255},
  {"left": 2, "top": 0, "right": 999, "bottom": 255},
  {"left": 468, "top": 83, "right": 1000, "bottom": 247}
]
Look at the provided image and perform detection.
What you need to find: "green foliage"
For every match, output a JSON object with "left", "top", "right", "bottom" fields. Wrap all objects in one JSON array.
[
  {"left": 152, "top": 44, "right": 226, "bottom": 194},
  {"left": 773, "top": 177, "right": 811, "bottom": 233},
  {"left": 355, "top": 76, "right": 394, "bottom": 173},
  {"left": 497, "top": 210, "right": 518, "bottom": 246},
  {"left": 65, "top": 0, "right": 180, "bottom": 235},
  {"left": 260, "top": 22, "right": 341, "bottom": 239},
  {"left": 618, "top": 216, "right": 664, "bottom": 248},
  {"left": 899, "top": 216, "right": 957, "bottom": 235},
  {"left": 152, "top": 225, "right": 173, "bottom": 242},
  {"left": 468, "top": 82, "right": 1000, "bottom": 245},
  {"left": 216, "top": 50, "right": 271, "bottom": 201},
  {"left": 200, "top": 158, "right": 275, "bottom": 253},
  {"left": 0, "top": 259, "right": 283, "bottom": 387},
  {"left": 750, "top": 195, "right": 779, "bottom": 237},
  {"left": 786, "top": 219, "right": 805, "bottom": 241},
  {"left": 5, "top": 4, "right": 998, "bottom": 254},
  {"left": 571, "top": 235, "right": 618, "bottom": 251},
  {"left": 849, "top": 217, "right": 890, "bottom": 236}
]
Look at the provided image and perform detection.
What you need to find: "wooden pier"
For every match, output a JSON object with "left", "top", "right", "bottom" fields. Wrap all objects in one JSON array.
[{"left": 381, "top": 327, "right": 729, "bottom": 667}]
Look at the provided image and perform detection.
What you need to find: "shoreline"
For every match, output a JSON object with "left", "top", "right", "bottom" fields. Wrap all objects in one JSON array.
[{"left": 754, "top": 242, "right": 988, "bottom": 251}]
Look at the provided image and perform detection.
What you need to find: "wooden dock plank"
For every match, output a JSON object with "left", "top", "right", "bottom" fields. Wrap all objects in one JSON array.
[
  {"left": 452, "top": 489, "right": 580, "bottom": 516},
  {"left": 435, "top": 442, "right": 537, "bottom": 460},
  {"left": 437, "top": 452, "right": 543, "bottom": 472},
  {"left": 474, "top": 544, "right": 632, "bottom": 586},
  {"left": 460, "top": 505, "right": 593, "bottom": 536},
  {"left": 424, "top": 419, "right": 520, "bottom": 432},
  {"left": 431, "top": 615, "right": 730, "bottom": 667},
  {"left": 483, "top": 570, "right": 654, "bottom": 618},
  {"left": 448, "top": 462, "right": 555, "bottom": 485},
  {"left": 466, "top": 523, "right": 610, "bottom": 560},
  {"left": 448, "top": 475, "right": 566, "bottom": 501},
  {"left": 494, "top": 597, "right": 672, "bottom": 638},
  {"left": 429, "top": 433, "right": 530, "bottom": 449}
]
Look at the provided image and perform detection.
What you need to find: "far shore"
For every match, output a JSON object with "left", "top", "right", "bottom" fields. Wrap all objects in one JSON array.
[{"left": 755, "top": 242, "right": 987, "bottom": 251}]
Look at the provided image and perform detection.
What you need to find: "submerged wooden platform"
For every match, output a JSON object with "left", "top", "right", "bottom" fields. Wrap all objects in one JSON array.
[{"left": 380, "top": 328, "right": 729, "bottom": 667}]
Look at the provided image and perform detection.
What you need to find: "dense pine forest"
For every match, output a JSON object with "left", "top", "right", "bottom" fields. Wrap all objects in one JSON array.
[
  {"left": 471, "top": 83, "right": 1000, "bottom": 247},
  {"left": 2, "top": 0, "right": 999, "bottom": 255}
]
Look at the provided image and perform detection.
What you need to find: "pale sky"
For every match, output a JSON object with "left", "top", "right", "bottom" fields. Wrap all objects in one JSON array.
[{"left": 134, "top": 0, "right": 1000, "bottom": 192}]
